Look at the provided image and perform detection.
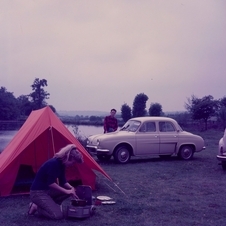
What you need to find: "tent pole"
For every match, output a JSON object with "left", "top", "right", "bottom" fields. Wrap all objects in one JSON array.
[
  {"left": 97, "top": 175, "right": 128, "bottom": 197},
  {"left": 113, "top": 182, "right": 128, "bottom": 197},
  {"left": 49, "top": 126, "right": 59, "bottom": 184},
  {"left": 49, "top": 126, "right": 56, "bottom": 155}
]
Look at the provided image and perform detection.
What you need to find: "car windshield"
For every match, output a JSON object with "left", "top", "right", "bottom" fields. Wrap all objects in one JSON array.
[{"left": 120, "top": 120, "right": 141, "bottom": 132}]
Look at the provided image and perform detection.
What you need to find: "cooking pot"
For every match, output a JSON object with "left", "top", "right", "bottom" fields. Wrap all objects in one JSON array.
[{"left": 71, "top": 199, "right": 87, "bottom": 207}]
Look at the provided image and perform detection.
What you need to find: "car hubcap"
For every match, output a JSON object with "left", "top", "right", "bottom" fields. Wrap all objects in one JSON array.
[
  {"left": 183, "top": 148, "right": 191, "bottom": 158},
  {"left": 119, "top": 150, "right": 129, "bottom": 162}
]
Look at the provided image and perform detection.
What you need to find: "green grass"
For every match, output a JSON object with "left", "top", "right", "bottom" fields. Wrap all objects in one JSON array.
[{"left": 0, "top": 129, "right": 225, "bottom": 226}]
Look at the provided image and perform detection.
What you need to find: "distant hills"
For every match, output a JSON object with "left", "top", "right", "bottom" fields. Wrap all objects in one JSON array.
[
  {"left": 57, "top": 110, "right": 109, "bottom": 117},
  {"left": 57, "top": 110, "right": 186, "bottom": 117}
]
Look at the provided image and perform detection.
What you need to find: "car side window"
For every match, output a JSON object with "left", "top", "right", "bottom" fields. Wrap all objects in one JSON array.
[
  {"left": 139, "top": 122, "right": 156, "bottom": 132},
  {"left": 159, "top": 122, "right": 175, "bottom": 132}
]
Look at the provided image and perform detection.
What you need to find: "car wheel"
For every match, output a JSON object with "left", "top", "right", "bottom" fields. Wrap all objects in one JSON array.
[
  {"left": 178, "top": 145, "right": 194, "bottom": 160},
  {"left": 222, "top": 161, "right": 226, "bottom": 170},
  {"left": 114, "top": 146, "right": 131, "bottom": 164},
  {"left": 97, "top": 155, "right": 111, "bottom": 161}
]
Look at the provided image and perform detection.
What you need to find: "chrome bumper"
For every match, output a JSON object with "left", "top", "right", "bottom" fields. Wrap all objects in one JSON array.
[
  {"left": 217, "top": 155, "right": 226, "bottom": 161},
  {"left": 86, "top": 145, "right": 110, "bottom": 154}
]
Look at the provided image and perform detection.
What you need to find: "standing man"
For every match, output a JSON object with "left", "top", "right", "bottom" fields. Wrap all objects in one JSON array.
[{"left": 103, "top": 109, "right": 118, "bottom": 133}]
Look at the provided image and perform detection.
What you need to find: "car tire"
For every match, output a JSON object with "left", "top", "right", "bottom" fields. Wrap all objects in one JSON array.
[
  {"left": 97, "top": 155, "right": 111, "bottom": 162},
  {"left": 178, "top": 145, "right": 194, "bottom": 160},
  {"left": 114, "top": 146, "right": 131, "bottom": 164},
  {"left": 222, "top": 161, "right": 226, "bottom": 170}
]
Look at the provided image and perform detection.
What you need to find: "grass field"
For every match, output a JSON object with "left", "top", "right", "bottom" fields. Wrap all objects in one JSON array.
[{"left": 0, "top": 129, "right": 225, "bottom": 226}]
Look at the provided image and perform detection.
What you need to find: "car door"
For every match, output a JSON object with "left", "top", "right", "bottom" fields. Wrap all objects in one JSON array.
[
  {"left": 135, "top": 121, "right": 160, "bottom": 155},
  {"left": 158, "top": 121, "right": 178, "bottom": 154}
]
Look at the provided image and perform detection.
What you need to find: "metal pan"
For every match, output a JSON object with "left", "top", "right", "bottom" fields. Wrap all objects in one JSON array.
[{"left": 71, "top": 199, "right": 87, "bottom": 207}]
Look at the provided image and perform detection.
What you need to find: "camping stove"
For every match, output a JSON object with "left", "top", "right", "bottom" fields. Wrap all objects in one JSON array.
[
  {"left": 66, "top": 185, "right": 96, "bottom": 219},
  {"left": 67, "top": 205, "right": 96, "bottom": 218}
]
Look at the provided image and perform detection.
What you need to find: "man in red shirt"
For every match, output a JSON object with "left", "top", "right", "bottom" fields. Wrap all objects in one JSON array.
[{"left": 103, "top": 109, "right": 118, "bottom": 133}]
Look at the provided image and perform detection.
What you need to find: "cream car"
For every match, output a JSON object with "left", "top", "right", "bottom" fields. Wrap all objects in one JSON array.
[
  {"left": 86, "top": 117, "right": 206, "bottom": 164},
  {"left": 217, "top": 128, "right": 226, "bottom": 170}
]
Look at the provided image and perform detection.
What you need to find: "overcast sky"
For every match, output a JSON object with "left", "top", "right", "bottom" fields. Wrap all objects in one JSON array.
[{"left": 1, "top": 0, "right": 226, "bottom": 113}]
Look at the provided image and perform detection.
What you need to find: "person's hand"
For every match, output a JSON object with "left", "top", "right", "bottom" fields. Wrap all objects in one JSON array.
[{"left": 67, "top": 187, "right": 79, "bottom": 199}]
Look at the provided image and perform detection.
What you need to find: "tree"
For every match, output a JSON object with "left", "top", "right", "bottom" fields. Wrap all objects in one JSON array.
[
  {"left": 0, "top": 87, "right": 19, "bottom": 120},
  {"left": 132, "top": 93, "right": 149, "bottom": 117},
  {"left": 185, "top": 95, "right": 218, "bottom": 130},
  {"left": 17, "top": 95, "right": 33, "bottom": 116},
  {"left": 169, "top": 112, "right": 191, "bottom": 128},
  {"left": 149, "top": 103, "right": 163, "bottom": 116},
  {"left": 218, "top": 96, "right": 226, "bottom": 129},
  {"left": 89, "top": 115, "right": 102, "bottom": 122},
  {"left": 121, "top": 103, "right": 132, "bottom": 122},
  {"left": 29, "top": 78, "right": 50, "bottom": 110},
  {"left": 220, "top": 96, "right": 226, "bottom": 107},
  {"left": 218, "top": 106, "right": 226, "bottom": 129}
]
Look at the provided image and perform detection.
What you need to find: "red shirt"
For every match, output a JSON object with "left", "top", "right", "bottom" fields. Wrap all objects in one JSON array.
[{"left": 104, "top": 115, "right": 118, "bottom": 133}]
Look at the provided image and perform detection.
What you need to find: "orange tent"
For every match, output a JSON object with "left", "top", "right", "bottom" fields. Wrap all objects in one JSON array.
[{"left": 0, "top": 106, "right": 111, "bottom": 196}]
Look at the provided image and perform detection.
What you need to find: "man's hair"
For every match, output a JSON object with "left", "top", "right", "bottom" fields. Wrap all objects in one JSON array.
[
  {"left": 55, "top": 144, "right": 84, "bottom": 164},
  {"left": 111, "top": 108, "right": 117, "bottom": 113}
]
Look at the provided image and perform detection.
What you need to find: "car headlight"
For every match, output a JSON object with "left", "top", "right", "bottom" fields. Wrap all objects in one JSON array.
[{"left": 97, "top": 139, "right": 100, "bottom": 146}]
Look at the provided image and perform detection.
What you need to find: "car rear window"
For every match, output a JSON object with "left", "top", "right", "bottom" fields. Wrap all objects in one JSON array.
[{"left": 159, "top": 122, "right": 175, "bottom": 132}]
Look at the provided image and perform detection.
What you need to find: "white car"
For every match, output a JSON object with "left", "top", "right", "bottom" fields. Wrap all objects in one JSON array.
[
  {"left": 217, "top": 128, "right": 226, "bottom": 170},
  {"left": 86, "top": 117, "right": 206, "bottom": 164}
]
